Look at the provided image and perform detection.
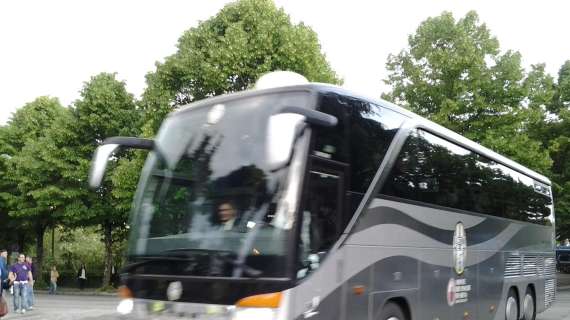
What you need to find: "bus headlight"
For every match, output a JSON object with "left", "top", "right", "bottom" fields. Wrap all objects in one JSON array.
[
  {"left": 232, "top": 307, "right": 278, "bottom": 320},
  {"left": 117, "top": 298, "right": 134, "bottom": 315}
]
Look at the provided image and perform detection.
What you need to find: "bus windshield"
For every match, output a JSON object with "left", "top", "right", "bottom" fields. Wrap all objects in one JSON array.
[{"left": 128, "top": 91, "right": 311, "bottom": 278}]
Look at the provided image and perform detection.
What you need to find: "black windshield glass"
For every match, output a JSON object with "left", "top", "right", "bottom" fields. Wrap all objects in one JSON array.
[{"left": 129, "top": 91, "right": 311, "bottom": 278}]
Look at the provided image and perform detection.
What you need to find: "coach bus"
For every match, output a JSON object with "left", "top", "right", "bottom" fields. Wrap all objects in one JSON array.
[{"left": 89, "top": 71, "right": 556, "bottom": 320}]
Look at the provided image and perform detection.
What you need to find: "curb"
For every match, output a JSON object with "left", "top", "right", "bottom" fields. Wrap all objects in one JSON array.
[{"left": 35, "top": 290, "right": 116, "bottom": 297}]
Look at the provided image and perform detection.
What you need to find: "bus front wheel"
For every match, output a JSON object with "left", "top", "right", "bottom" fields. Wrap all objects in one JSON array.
[{"left": 379, "top": 301, "right": 407, "bottom": 320}]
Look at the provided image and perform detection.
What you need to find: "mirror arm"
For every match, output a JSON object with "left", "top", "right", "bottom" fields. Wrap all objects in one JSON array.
[
  {"left": 279, "top": 106, "right": 337, "bottom": 127},
  {"left": 103, "top": 136, "right": 154, "bottom": 150},
  {"left": 89, "top": 137, "right": 154, "bottom": 189}
]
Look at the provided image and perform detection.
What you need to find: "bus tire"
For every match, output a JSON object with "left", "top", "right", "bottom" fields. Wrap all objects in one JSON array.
[
  {"left": 505, "top": 288, "right": 519, "bottom": 320},
  {"left": 379, "top": 301, "right": 407, "bottom": 320},
  {"left": 522, "top": 287, "right": 536, "bottom": 320}
]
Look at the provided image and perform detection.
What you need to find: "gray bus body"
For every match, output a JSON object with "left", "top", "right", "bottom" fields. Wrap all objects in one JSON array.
[{"left": 113, "top": 83, "right": 555, "bottom": 320}]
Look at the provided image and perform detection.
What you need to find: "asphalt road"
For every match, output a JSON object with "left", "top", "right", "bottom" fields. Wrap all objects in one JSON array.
[
  {"left": 1, "top": 274, "right": 570, "bottom": 320},
  {"left": 1, "top": 294, "right": 117, "bottom": 320}
]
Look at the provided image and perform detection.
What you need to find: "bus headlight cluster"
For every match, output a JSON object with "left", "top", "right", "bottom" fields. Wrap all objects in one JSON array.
[
  {"left": 232, "top": 307, "right": 278, "bottom": 320},
  {"left": 116, "top": 298, "right": 134, "bottom": 315}
]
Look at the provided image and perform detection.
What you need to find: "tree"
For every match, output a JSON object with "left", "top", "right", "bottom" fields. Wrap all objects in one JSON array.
[
  {"left": 383, "top": 11, "right": 551, "bottom": 174},
  {"left": 142, "top": 0, "right": 340, "bottom": 132},
  {"left": 0, "top": 126, "right": 22, "bottom": 250},
  {"left": 0, "top": 97, "right": 69, "bottom": 277},
  {"left": 49, "top": 73, "right": 141, "bottom": 287},
  {"left": 523, "top": 64, "right": 557, "bottom": 145},
  {"left": 553, "top": 61, "right": 570, "bottom": 113},
  {"left": 548, "top": 61, "right": 570, "bottom": 240}
]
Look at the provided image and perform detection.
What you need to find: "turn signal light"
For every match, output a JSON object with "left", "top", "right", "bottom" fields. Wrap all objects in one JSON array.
[
  {"left": 352, "top": 285, "right": 365, "bottom": 295},
  {"left": 236, "top": 292, "right": 282, "bottom": 308}
]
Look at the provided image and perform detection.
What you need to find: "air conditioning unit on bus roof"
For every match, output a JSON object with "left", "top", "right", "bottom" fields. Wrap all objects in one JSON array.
[{"left": 255, "top": 71, "right": 309, "bottom": 90}]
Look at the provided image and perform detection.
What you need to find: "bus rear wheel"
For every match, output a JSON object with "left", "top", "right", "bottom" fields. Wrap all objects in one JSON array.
[
  {"left": 379, "top": 301, "right": 406, "bottom": 320},
  {"left": 522, "top": 287, "right": 536, "bottom": 320},
  {"left": 505, "top": 289, "right": 519, "bottom": 320}
]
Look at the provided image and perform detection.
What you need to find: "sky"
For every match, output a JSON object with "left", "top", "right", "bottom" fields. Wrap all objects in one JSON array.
[{"left": 1, "top": 0, "right": 569, "bottom": 125}]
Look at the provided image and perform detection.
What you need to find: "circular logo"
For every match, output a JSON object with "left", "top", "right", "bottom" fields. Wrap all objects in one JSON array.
[
  {"left": 453, "top": 222, "right": 467, "bottom": 275},
  {"left": 166, "top": 281, "right": 183, "bottom": 301}
]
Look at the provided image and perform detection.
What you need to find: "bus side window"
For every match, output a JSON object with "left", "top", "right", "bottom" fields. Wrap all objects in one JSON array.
[{"left": 380, "top": 130, "right": 553, "bottom": 225}]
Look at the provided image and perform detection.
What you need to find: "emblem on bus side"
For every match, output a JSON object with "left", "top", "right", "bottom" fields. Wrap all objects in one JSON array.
[
  {"left": 167, "top": 281, "right": 183, "bottom": 301},
  {"left": 453, "top": 222, "right": 466, "bottom": 275}
]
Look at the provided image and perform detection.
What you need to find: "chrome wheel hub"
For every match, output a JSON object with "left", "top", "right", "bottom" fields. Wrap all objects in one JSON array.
[
  {"left": 523, "top": 293, "right": 534, "bottom": 320},
  {"left": 506, "top": 296, "right": 518, "bottom": 320}
]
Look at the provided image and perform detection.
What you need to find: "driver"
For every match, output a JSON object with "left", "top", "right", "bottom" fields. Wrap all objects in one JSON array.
[{"left": 217, "top": 201, "right": 238, "bottom": 231}]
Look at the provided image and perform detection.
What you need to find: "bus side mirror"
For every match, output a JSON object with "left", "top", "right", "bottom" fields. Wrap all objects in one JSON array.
[
  {"left": 88, "top": 137, "right": 154, "bottom": 189},
  {"left": 89, "top": 144, "right": 120, "bottom": 189},
  {"left": 266, "top": 107, "right": 337, "bottom": 168},
  {"left": 266, "top": 113, "right": 305, "bottom": 167}
]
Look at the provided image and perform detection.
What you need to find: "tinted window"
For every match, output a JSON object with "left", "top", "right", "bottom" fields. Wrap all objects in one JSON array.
[
  {"left": 313, "top": 93, "right": 405, "bottom": 193},
  {"left": 348, "top": 98, "right": 403, "bottom": 193},
  {"left": 381, "top": 130, "right": 552, "bottom": 225},
  {"left": 312, "top": 94, "right": 350, "bottom": 163}
]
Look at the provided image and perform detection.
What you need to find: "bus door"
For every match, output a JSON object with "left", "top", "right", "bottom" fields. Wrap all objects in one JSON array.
[{"left": 296, "top": 156, "right": 348, "bottom": 320}]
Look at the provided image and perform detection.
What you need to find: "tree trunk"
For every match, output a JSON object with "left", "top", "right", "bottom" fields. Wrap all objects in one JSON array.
[
  {"left": 17, "top": 232, "right": 25, "bottom": 253},
  {"left": 51, "top": 228, "right": 55, "bottom": 258},
  {"left": 102, "top": 221, "right": 113, "bottom": 287},
  {"left": 34, "top": 222, "right": 46, "bottom": 283}
]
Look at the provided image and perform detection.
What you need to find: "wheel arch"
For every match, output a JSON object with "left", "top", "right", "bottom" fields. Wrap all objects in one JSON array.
[{"left": 384, "top": 296, "right": 412, "bottom": 320}]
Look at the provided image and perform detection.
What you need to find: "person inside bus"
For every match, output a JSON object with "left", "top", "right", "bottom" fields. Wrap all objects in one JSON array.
[{"left": 216, "top": 201, "right": 239, "bottom": 231}]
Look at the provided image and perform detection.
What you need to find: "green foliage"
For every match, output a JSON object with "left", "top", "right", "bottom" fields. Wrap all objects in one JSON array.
[
  {"left": 554, "top": 61, "right": 570, "bottom": 112},
  {"left": 73, "top": 73, "right": 141, "bottom": 147},
  {"left": 0, "top": 97, "right": 70, "bottom": 276},
  {"left": 66, "top": 73, "right": 140, "bottom": 286},
  {"left": 384, "top": 11, "right": 569, "bottom": 239},
  {"left": 548, "top": 62, "right": 570, "bottom": 239},
  {"left": 56, "top": 227, "right": 106, "bottom": 271},
  {"left": 2, "top": 97, "right": 67, "bottom": 152},
  {"left": 39, "top": 227, "right": 114, "bottom": 288},
  {"left": 383, "top": 11, "right": 551, "bottom": 174},
  {"left": 142, "top": 0, "right": 340, "bottom": 133}
]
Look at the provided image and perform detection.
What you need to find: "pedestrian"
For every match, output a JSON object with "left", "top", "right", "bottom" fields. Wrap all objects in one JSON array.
[
  {"left": 49, "top": 266, "right": 59, "bottom": 295},
  {"left": 0, "top": 250, "right": 8, "bottom": 296},
  {"left": 25, "top": 256, "right": 35, "bottom": 310},
  {"left": 0, "top": 252, "right": 6, "bottom": 318},
  {"left": 77, "top": 263, "right": 87, "bottom": 290},
  {"left": 8, "top": 254, "right": 32, "bottom": 314},
  {"left": 0, "top": 250, "right": 11, "bottom": 319},
  {"left": 110, "top": 265, "right": 118, "bottom": 288}
]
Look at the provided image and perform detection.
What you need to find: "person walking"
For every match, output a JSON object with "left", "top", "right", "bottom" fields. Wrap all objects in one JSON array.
[
  {"left": 8, "top": 254, "right": 32, "bottom": 314},
  {"left": 25, "top": 256, "right": 35, "bottom": 310},
  {"left": 77, "top": 263, "right": 87, "bottom": 290},
  {"left": 0, "top": 250, "right": 7, "bottom": 296},
  {"left": 49, "top": 266, "right": 59, "bottom": 295},
  {"left": 0, "top": 251, "right": 6, "bottom": 319}
]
